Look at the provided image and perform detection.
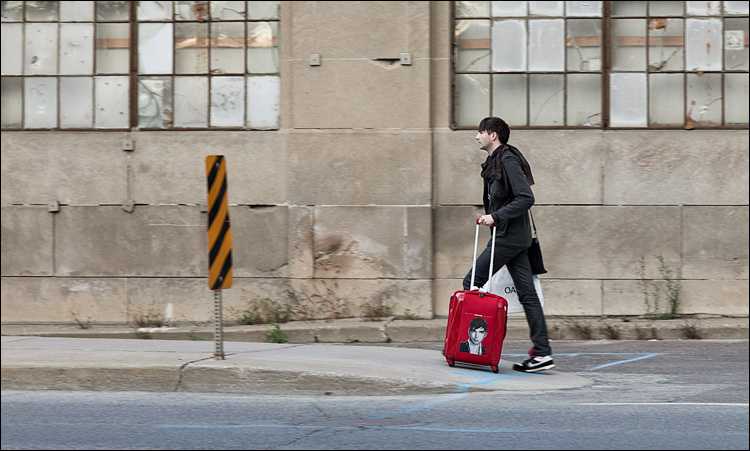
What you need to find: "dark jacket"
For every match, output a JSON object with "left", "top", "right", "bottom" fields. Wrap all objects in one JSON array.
[{"left": 482, "top": 145, "right": 534, "bottom": 248}]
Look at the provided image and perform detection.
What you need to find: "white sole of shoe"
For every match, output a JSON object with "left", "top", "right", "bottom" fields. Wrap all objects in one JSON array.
[{"left": 513, "top": 363, "right": 555, "bottom": 373}]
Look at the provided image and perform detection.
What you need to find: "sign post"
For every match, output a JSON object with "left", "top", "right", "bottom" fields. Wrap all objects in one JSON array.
[{"left": 205, "top": 155, "right": 233, "bottom": 360}]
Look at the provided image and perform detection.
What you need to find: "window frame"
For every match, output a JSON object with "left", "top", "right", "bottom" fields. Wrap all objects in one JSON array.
[
  {"left": 450, "top": 1, "right": 750, "bottom": 130},
  {"left": 0, "top": 1, "right": 281, "bottom": 131}
]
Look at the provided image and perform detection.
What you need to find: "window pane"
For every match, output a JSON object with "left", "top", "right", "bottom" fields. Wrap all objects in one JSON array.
[
  {"left": 1, "top": 1, "right": 23, "bottom": 21},
  {"left": 725, "top": 73, "right": 749, "bottom": 124},
  {"left": 649, "top": 1, "right": 683, "bottom": 15},
  {"left": 139, "top": 77, "right": 173, "bottom": 128},
  {"left": 566, "top": 1, "right": 602, "bottom": 16},
  {"left": 211, "top": 76, "right": 244, "bottom": 126},
  {"left": 138, "top": 1, "right": 173, "bottom": 20},
  {"left": 60, "top": 23, "right": 94, "bottom": 74},
  {"left": 96, "top": 1, "right": 130, "bottom": 21},
  {"left": 60, "top": 77, "right": 93, "bottom": 128},
  {"left": 247, "top": 75, "right": 278, "bottom": 128},
  {"left": 725, "top": 18, "right": 749, "bottom": 71},
  {"left": 492, "top": 74, "right": 527, "bottom": 126},
  {"left": 454, "top": 73, "right": 489, "bottom": 127},
  {"left": 247, "top": 21, "right": 278, "bottom": 73},
  {"left": 1, "top": 77, "right": 23, "bottom": 127},
  {"left": 175, "top": 22, "right": 209, "bottom": 74},
  {"left": 612, "top": 19, "right": 646, "bottom": 71},
  {"left": 529, "top": 19, "right": 564, "bottom": 71},
  {"left": 455, "top": 20, "right": 490, "bottom": 72},
  {"left": 491, "top": 1, "right": 527, "bottom": 16},
  {"left": 686, "top": 1, "right": 721, "bottom": 15},
  {"left": 649, "top": 73, "right": 684, "bottom": 125},
  {"left": 613, "top": 1, "right": 646, "bottom": 16},
  {"left": 648, "top": 18, "right": 684, "bottom": 71},
  {"left": 60, "top": 1, "right": 94, "bottom": 21},
  {"left": 26, "top": 1, "right": 58, "bottom": 21},
  {"left": 247, "top": 1, "right": 279, "bottom": 20},
  {"left": 96, "top": 23, "right": 129, "bottom": 73},
  {"left": 174, "top": 76, "right": 208, "bottom": 127},
  {"left": 567, "top": 19, "right": 602, "bottom": 71},
  {"left": 455, "top": 1, "right": 490, "bottom": 17},
  {"left": 25, "top": 23, "right": 58, "bottom": 75},
  {"left": 175, "top": 1, "right": 209, "bottom": 20},
  {"left": 211, "top": 22, "right": 245, "bottom": 74},
  {"left": 567, "top": 74, "right": 601, "bottom": 126},
  {"left": 95, "top": 76, "right": 129, "bottom": 128},
  {"left": 685, "top": 19, "right": 722, "bottom": 71},
  {"left": 725, "top": 1, "right": 750, "bottom": 14},
  {"left": 686, "top": 73, "right": 722, "bottom": 126},
  {"left": 1, "top": 23, "right": 23, "bottom": 75},
  {"left": 24, "top": 77, "right": 57, "bottom": 128},
  {"left": 529, "top": 74, "right": 563, "bottom": 125},
  {"left": 492, "top": 20, "right": 526, "bottom": 71},
  {"left": 139, "top": 23, "right": 173, "bottom": 74},
  {"left": 210, "top": 1, "right": 245, "bottom": 20},
  {"left": 528, "top": 1, "right": 564, "bottom": 16},
  {"left": 610, "top": 72, "right": 647, "bottom": 127}
]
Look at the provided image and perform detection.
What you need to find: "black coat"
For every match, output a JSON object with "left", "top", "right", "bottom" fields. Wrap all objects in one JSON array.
[{"left": 482, "top": 146, "right": 534, "bottom": 248}]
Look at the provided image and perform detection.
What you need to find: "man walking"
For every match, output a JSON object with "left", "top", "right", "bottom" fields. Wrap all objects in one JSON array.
[{"left": 463, "top": 116, "right": 554, "bottom": 373}]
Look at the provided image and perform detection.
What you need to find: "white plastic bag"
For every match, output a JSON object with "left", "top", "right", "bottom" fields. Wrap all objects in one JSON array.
[{"left": 480, "top": 265, "right": 544, "bottom": 314}]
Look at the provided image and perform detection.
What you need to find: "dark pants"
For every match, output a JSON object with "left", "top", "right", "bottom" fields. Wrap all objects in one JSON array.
[{"left": 463, "top": 239, "right": 552, "bottom": 357}]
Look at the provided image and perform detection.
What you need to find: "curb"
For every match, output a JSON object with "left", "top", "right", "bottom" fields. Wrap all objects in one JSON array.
[{"left": 1, "top": 317, "right": 747, "bottom": 343}]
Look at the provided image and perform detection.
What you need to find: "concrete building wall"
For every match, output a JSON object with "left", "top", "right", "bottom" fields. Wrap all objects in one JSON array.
[{"left": 2, "top": 2, "right": 748, "bottom": 325}]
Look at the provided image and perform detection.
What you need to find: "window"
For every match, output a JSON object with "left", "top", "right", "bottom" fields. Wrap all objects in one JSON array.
[
  {"left": 452, "top": 1, "right": 749, "bottom": 128},
  {"left": 1, "top": 1, "right": 280, "bottom": 130},
  {"left": 1, "top": 1, "right": 131, "bottom": 129}
]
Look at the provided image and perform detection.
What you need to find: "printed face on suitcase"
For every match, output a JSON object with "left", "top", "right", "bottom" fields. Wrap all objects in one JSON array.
[{"left": 459, "top": 316, "right": 488, "bottom": 355}]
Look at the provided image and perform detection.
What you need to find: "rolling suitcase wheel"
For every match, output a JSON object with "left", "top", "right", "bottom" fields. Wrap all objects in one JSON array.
[
  {"left": 448, "top": 360, "right": 455, "bottom": 367},
  {"left": 491, "top": 365, "right": 499, "bottom": 373}
]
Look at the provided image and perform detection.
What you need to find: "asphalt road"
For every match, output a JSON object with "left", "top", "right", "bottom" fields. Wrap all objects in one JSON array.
[{"left": 2, "top": 340, "right": 748, "bottom": 450}]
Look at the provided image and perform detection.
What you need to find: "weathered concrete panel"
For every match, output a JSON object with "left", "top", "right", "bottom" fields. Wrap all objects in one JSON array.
[
  {"left": 1, "top": 132, "right": 127, "bottom": 205},
  {"left": 682, "top": 206, "right": 749, "bottom": 280},
  {"left": 231, "top": 206, "right": 289, "bottom": 277},
  {"left": 604, "top": 130, "right": 749, "bottom": 205},
  {"left": 535, "top": 206, "right": 683, "bottom": 279},
  {"left": 290, "top": 60, "right": 430, "bottom": 129},
  {"left": 313, "top": 206, "right": 432, "bottom": 279},
  {"left": 1, "top": 207, "right": 53, "bottom": 276},
  {"left": 130, "top": 131, "right": 286, "bottom": 205},
  {"left": 0, "top": 277, "right": 127, "bottom": 323},
  {"left": 434, "top": 205, "right": 485, "bottom": 279},
  {"left": 430, "top": 2, "right": 451, "bottom": 128},
  {"left": 288, "top": 278, "right": 432, "bottom": 320},
  {"left": 603, "top": 280, "right": 673, "bottom": 316},
  {"left": 433, "top": 278, "right": 462, "bottom": 316},
  {"left": 679, "top": 280, "right": 749, "bottom": 316},
  {"left": 290, "top": 1, "right": 429, "bottom": 59},
  {"left": 433, "top": 130, "right": 604, "bottom": 206},
  {"left": 287, "top": 130, "right": 431, "bottom": 205},
  {"left": 55, "top": 206, "right": 206, "bottom": 276},
  {"left": 288, "top": 206, "right": 314, "bottom": 279},
  {"left": 542, "top": 279, "right": 602, "bottom": 316}
]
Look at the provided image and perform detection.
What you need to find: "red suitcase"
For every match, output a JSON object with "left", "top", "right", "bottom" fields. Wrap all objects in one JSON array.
[{"left": 443, "top": 222, "right": 508, "bottom": 373}]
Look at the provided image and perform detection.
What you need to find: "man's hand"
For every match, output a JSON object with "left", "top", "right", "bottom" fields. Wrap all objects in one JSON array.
[{"left": 477, "top": 214, "right": 495, "bottom": 227}]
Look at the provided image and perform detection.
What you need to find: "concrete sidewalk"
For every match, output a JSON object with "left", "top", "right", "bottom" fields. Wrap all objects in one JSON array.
[
  {"left": 1, "top": 336, "right": 591, "bottom": 396},
  {"left": 2, "top": 316, "right": 748, "bottom": 343}
]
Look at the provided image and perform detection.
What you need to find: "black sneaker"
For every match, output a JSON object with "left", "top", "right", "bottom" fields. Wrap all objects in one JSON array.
[{"left": 513, "top": 355, "right": 555, "bottom": 373}]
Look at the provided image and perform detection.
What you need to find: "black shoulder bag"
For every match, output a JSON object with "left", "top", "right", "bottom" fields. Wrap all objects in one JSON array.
[{"left": 528, "top": 210, "right": 547, "bottom": 275}]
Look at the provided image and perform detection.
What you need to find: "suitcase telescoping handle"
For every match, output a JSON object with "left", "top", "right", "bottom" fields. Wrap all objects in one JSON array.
[{"left": 469, "top": 220, "right": 497, "bottom": 293}]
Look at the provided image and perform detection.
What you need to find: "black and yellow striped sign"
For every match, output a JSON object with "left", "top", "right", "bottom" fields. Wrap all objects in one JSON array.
[{"left": 205, "top": 155, "right": 233, "bottom": 290}]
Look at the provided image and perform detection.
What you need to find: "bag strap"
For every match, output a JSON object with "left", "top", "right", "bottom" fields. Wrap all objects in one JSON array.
[{"left": 529, "top": 209, "right": 538, "bottom": 239}]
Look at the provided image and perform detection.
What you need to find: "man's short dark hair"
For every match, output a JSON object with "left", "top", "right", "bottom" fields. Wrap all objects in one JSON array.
[
  {"left": 469, "top": 317, "right": 488, "bottom": 332},
  {"left": 478, "top": 117, "right": 510, "bottom": 144}
]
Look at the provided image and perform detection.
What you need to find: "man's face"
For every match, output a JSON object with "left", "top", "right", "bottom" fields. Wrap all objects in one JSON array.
[
  {"left": 469, "top": 327, "right": 487, "bottom": 345},
  {"left": 475, "top": 130, "right": 493, "bottom": 151}
]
